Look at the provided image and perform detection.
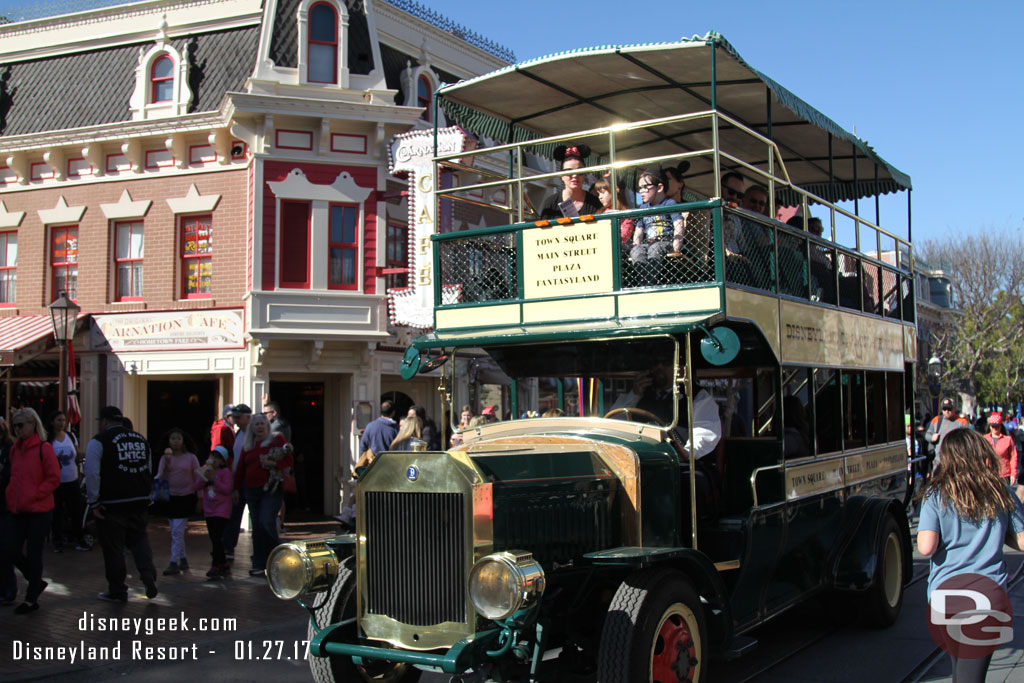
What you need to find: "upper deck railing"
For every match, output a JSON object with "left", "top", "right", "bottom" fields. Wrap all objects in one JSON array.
[
  {"left": 434, "top": 110, "right": 913, "bottom": 273},
  {"left": 431, "top": 202, "right": 915, "bottom": 336}
]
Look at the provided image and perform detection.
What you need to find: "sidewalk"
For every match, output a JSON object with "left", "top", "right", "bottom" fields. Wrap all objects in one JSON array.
[{"left": 0, "top": 513, "right": 340, "bottom": 681}]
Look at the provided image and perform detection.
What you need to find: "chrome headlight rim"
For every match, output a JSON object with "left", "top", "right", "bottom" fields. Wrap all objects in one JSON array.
[
  {"left": 266, "top": 541, "right": 337, "bottom": 600},
  {"left": 469, "top": 550, "right": 545, "bottom": 621}
]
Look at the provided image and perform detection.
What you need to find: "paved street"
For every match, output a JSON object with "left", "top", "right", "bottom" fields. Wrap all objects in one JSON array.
[{"left": 0, "top": 514, "right": 334, "bottom": 682}]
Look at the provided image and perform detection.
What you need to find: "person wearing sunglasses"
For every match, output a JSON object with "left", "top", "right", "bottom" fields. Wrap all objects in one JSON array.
[{"left": 2, "top": 408, "right": 59, "bottom": 614}]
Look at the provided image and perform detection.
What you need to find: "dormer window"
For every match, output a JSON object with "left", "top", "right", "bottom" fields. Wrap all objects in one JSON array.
[
  {"left": 308, "top": 2, "right": 338, "bottom": 84},
  {"left": 151, "top": 55, "right": 174, "bottom": 103},
  {"left": 417, "top": 75, "right": 432, "bottom": 121}
]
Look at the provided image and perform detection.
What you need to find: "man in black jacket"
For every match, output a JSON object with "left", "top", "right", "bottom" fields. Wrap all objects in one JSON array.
[{"left": 84, "top": 406, "right": 158, "bottom": 602}]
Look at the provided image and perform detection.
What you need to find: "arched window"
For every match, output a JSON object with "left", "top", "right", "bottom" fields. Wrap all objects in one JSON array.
[
  {"left": 308, "top": 2, "right": 338, "bottom": 84},
  {"left": 417, "top": 75, "right": 432, "bottom": 121},
  {"left": 150, "top": 55, "right": 174, "bottom": 103}
]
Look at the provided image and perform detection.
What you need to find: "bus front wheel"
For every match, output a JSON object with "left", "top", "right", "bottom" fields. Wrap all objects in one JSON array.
[{"left": 597, "top": 567, "right": 707, "bottom": 683}]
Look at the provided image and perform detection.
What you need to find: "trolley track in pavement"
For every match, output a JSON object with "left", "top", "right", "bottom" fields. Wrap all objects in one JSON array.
[{"left": 720, "top": 557, "right": 1024, "bottom": 683}]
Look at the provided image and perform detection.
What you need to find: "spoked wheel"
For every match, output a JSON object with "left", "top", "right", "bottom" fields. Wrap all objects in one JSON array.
[
  {"left": 598, "top": 568, "right": 707, "bottom": 683},
  {"left": 862, "top": 514, "right": 906, "bottom": 628},
  {"left": 308, "top": 558, "right": 421, "bottom": 683}
]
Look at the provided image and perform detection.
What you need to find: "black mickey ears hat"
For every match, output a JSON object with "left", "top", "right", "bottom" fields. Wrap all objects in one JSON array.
[{"left": 553, "top": 143, "right": 591, "bottom": 163}]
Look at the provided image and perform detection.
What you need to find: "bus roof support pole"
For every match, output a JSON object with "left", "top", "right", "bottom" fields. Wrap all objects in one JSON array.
[
  {"left": 685, "top": 333, "right": 698, "bottom": 550},
  {"left": 710, "top": 43, "right": 721, "bottom": 198},
  {"left": 907, "top": 189, "right": 912, "bottom": 244},
  {"left": 874, "top": 164, "right": 880, "bottom": 225},
  {"left": 852, "top": 142, "right": 859, "bottom": 217},
  {"left": 766, "top": 86, "right": 774, "bottom": 218},
  {"left": 827, "top": 133, "right": 835, "bottom": 204}
]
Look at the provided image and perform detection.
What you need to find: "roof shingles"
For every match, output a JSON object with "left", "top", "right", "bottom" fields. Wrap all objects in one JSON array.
[{"left": 0, "top": 26, "right": 259, "bottom": 137}]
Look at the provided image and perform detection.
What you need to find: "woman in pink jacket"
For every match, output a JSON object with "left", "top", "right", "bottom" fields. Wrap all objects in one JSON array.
[
  {"left": 986, "top": 412, "right": 1018, "bottom": 485},
  {"left": 3, "top": 408, "right": 59, "bottom": 614}
]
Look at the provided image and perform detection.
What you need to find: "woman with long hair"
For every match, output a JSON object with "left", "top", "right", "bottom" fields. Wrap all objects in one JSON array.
[
  {"left": 3, "top": 408, "right": 59, "bottom": 613},
  {"left": 233, "top": 413, "right": 291, "bottom": 576},
  {"left": 390, "top": 416, "right": 423, "bottom": 451},
  {"left": 918, "top": 428, "right": 1024, "bottom": 681},
  {"left": 154, "top": 428, "right": 200, "bottom": 575},
  {"left": 47, "top": 410, "right": 82, "bottom": 552}
]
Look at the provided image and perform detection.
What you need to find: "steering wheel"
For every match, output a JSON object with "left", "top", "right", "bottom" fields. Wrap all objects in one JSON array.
[{"left": 602, "top": 407, "right": 668, "bottom": 426}]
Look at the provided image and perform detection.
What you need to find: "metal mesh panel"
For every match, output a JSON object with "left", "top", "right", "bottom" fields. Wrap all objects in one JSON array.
[
  {"left": 777, "top": 231, "right": 808, "bottom": 299},
  {"left": 837, "top": 253, "right": 861, "bottom": 310},
  {"left": 882, "top": 268, "right": 901, "bottom": 318},
  {"left": 724, "top": 214, "right": 775, "bottom": 291},
  {"left": 862, "top": 262, "right": 881, "bottom": 315},
  {"left": 810, "top": 244, "right": 836, "bottom": 304},
  {"left": 438, "top": 232, "right": 517, "bottom": 304},
  {"left": 621, "top": 208, "right": 715, "bottom": 289}
]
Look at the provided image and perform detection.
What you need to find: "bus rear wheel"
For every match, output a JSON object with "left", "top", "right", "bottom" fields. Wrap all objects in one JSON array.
[
  {"left": 597, "top": 568, "right": 707, "bottom": 683},
  {"left": 862, "top": 514, "right": 905, "bottom": 627},
  {"left": 308, "top": 558, "right": 421, "bottom": 683}
]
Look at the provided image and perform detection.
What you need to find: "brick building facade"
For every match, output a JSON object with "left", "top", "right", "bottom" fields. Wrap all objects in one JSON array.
[{"left": 0, "top": 0, "right": 513, "bottom": 514}]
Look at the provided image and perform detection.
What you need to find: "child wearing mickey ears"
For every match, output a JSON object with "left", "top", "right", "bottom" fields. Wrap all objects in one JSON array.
[{"left": 196, "top": 446, "right": 233, "bottom": 579}]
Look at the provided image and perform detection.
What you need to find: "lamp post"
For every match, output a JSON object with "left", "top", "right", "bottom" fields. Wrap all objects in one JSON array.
[{"left": 48, "top": 291, "right": 80, "bottom": 419}]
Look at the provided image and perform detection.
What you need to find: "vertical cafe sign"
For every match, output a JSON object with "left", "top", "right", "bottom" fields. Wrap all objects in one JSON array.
[{"left": 388, "top": 127, "right": 467, "bottom": 329}]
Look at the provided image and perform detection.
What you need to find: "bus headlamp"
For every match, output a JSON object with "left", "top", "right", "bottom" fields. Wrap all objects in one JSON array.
[
  {"left": 266, "top": 541, "right": 338, "bottom": 600},
  {"left": 468, "top": 551, "right": 545, "bottom": 620}
]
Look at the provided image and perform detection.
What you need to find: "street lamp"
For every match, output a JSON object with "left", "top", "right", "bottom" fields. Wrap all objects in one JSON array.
[
  {"left": 928, "top": 355, "right": 942, "bottom": 379},
  {"left": 48, "top": 291, "right": 80, "bottom": 419}
]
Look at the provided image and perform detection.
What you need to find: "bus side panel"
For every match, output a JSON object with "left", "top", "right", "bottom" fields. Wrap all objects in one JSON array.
[
  {"left": 640, "top": 452, "right": 682, "bottom": 548},
  {"left": 728, "top": 507, "right": 785, "bottom": 628},
  {"left": 764, "top": 491, "right": 844, "bottom": 610}
]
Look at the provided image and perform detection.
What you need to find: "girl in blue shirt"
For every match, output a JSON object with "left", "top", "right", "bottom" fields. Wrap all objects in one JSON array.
[{"left": 918, "top": 428, "right": 1024, "bottom": 682}]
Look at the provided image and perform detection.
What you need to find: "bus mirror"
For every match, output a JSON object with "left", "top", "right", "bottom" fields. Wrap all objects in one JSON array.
[
  {"left": 400, "top": 347, "right": 422, "bottom": 380},
  {"left": 700, "top": 326, "right": 740, "bottom": 366},
  {"left": 422, "top": 352, "right": 450, "bottom": 371}
]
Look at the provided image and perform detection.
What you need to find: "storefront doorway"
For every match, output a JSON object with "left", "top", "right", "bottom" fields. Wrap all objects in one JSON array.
[
  {"left": 268, "top": 380, "right": 325, "bottom": 513},
  {"left": 147, "top": 380, "right": 218, "bottom": 456}
]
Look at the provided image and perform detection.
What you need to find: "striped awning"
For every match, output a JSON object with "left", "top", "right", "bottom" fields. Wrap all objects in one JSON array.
[{"left": 0, "top": 315, "right": 56, "bottom": 352}]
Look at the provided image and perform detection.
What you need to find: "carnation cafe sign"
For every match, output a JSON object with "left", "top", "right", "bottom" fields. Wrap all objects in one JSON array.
[{"left": 388, "top": 127, "right": 467, "bottom": 328}]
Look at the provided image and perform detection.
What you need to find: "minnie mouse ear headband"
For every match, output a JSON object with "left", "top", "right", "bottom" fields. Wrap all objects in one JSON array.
[
  {"left": 670, "top": 160, "right": 691, "bottom": 177},
  {"left": 554, "top": 143, "right": 591, "bottom": 163}
]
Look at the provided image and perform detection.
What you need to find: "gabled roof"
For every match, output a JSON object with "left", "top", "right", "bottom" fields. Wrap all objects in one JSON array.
[
  {"left": 438, "top": 32, "right": 911, "bottom": 203},
  {"left": 0, "top": 26, "right": 259, "bottom": 137}
]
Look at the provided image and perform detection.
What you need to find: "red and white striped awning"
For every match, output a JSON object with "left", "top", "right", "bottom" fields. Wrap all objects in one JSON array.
[{"left": 0, "top": 315, "right": 56, "bottom": 353}]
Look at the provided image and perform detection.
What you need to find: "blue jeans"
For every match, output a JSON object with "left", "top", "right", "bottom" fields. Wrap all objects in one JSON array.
[{"left": 245, "top": 487, "right": 282, "bottom": 570}]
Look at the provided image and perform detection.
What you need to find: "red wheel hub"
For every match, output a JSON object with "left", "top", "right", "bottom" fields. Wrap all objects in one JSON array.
[{"left": 652, "top": 611, "right": 696, "bottom": 683}]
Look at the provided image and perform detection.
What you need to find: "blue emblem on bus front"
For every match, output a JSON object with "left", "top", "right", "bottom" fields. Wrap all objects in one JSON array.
[{"left": 406, "top": 466, "right": 419, "bottom": 481}]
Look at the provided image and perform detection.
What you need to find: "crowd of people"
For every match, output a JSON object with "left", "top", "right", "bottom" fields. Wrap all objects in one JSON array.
[{"left": 0, "top": 401, "right": 296, "bottom": 614}]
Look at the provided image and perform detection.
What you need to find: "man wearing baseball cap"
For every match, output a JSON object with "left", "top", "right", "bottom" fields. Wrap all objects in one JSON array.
[{"left": 924, "top": 398, "right": 969, "bottom": 470}]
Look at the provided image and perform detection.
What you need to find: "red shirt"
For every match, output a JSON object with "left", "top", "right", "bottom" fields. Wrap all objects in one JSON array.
[
  {"left": 7, "top": 433, "right": 60, "bottom": 514},
  {"left": 988, "top": 432, "right": 1018, "bottom": 481},
  {"left": 210, "top": 418, "right": 235, "bottom": 454},
  {"left": 233, "top": 433, "right": 292, "bottom": 490}
]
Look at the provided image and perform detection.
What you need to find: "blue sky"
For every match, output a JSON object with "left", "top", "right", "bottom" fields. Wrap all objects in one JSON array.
[{"left": 434, "top": 0, "right": 1021, "bottom": 246}]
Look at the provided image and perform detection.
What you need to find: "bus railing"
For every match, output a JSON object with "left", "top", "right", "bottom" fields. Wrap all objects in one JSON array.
[
  {"left": 433, "top": 110, "right": 912, "bottom": 273},
  {"left": 432, "top": 204, "right": 916, "bottom": 325}
]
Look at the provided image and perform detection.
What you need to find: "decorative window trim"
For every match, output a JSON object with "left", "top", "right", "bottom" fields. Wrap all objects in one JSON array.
[
  {"left": 129, "top": 26, "right": 193, "bottom": 120},
  {"left": 66, "top": 158, "right": 93, "bottom": 179},
  {"left": 189, "top": 144, "right": 217, "bottom": 165},
  {"left": 150, "top": 54, "right": 175, "bottom": 103},
  {"left": 0, "top": 230, "right": 16, "bottom": 307},
  {"left": 297, "top": 0, "right": 349, "bottom": 88},
  {"left": 307, "top": 1, "right": 338, "bottom": 85},
  {"left": 330, "top": 133, "right": 367, "bottom": 154},
  {"left": 50, "top": 225, "right": 78, "bottom": 301},
  {"left": 401, "top": 61, "right": 443, "bottom": 125},
  {"left": 275, "top": 129, "right": 314, "bottom": 151},
  {"left": 327, "top": 203, "right": 359, "bottom": 290},
  {"left": 180, "top": 214, "right": 213, "bottom": 299},
  {"left": 38, "top": 196, "right": 86, "bottom": 225},
  {"left": 166, "top": 184, "right": 221, "bottom": 214},
  {"left": 30, "top": 162, "right": 53, "bottom": 181},
  {"left": 101, "top": 189, "right": 152, "bottom": 220},
  {"left": 0, "top": 202, "right": 25, "bottom": 229},
  {"left": 113, "top": 220, "right": 144, "bottom": 302}
]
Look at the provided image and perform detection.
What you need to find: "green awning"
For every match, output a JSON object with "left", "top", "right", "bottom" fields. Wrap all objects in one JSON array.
[
  {"left": 438, "top": 32, "right": 910, "bottom": 203},
  {"left": 412, "top": 312, "right": 716, "bottom": 351}
]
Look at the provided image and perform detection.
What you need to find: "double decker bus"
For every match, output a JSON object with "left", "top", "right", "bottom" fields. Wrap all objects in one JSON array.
[{"left": 267, "top": 32, "right": 916, "bottom": 683}]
